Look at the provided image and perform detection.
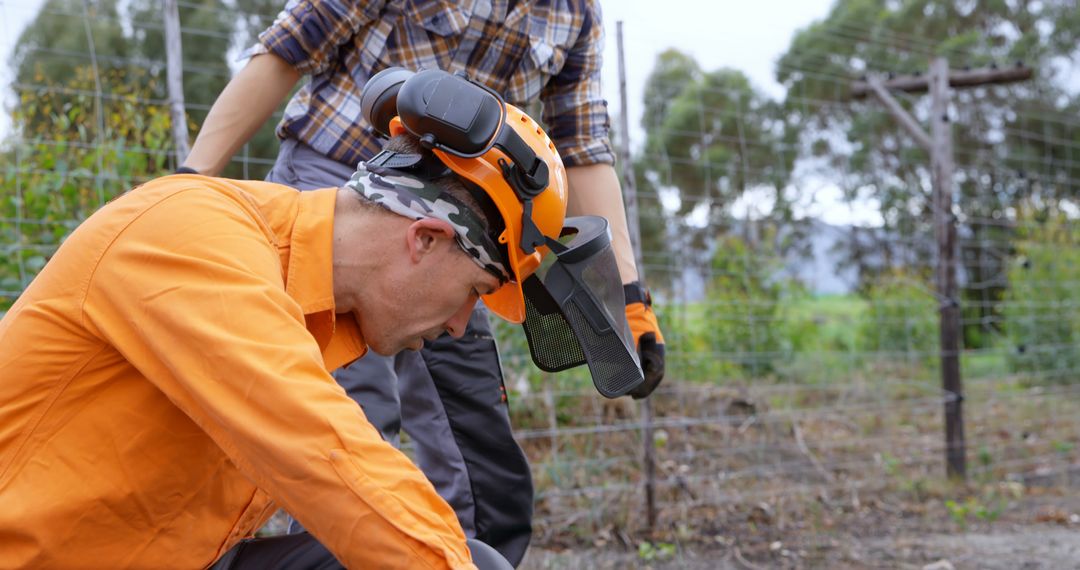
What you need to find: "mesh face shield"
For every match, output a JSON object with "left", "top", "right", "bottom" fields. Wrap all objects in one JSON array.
[{"left": 521, "top": 216, "right": 644, "bottom": 398}]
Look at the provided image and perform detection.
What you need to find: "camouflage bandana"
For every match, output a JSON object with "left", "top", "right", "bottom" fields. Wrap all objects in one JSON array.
[{"left": 345, "top": 164, "right": 510, "bottom": 284}]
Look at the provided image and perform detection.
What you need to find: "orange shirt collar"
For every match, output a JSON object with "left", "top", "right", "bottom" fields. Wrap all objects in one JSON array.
[
  {"left": 286, "top": 188, "right": 365, "bottom": 365},
  {"left": 287, "top": 187, "right": 337, "bottom": 315}
]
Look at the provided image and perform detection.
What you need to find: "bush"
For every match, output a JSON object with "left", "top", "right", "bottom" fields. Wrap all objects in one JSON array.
[
  {"left": 856, "top": 269, "right": 939, "bottom": 360},
  {"left": 1, "top": 65, "right": 174, "bottom": 310},
  {"left": 701, "top": 234, "right": 801, "bottom": 378},
  {"left": 1004, "top": 212, "right": 1080, "bottom": 382}
]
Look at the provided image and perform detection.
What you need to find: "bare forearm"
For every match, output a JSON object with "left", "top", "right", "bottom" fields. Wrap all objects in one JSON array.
[
  {"left": 182, "top": 53, "right": 301, "bottom": 176},
  {"left": 565, "top": 163, "right": 639, "bottom": 284}
]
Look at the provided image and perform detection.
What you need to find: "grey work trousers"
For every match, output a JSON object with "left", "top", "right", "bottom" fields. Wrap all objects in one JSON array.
[
  {"left": 211, "top": 533, "right": 511, "bottom": 570},
  {"left": 265, "top": 139, "right": 534, "bottom": 565}
]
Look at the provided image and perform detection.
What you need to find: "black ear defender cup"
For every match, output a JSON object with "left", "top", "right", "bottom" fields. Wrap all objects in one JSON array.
[
  {"left": 395, "top": 69, "right": 504, "bottom": 155},
  {"left": 361, "top": 67, "right": 504, "bottom": 156},
  {"left": 360, "top": 67, "right": 414, "bottom": 138}
]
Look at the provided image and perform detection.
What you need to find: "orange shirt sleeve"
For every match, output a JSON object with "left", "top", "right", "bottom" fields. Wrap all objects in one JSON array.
[{"left": 81, "top": 187, "right": 475, "bottom": 570}]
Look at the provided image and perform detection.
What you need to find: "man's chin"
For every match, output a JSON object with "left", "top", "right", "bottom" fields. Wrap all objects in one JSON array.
[{"left": 366, "top": 338, "right": 421, "bottom": 356}]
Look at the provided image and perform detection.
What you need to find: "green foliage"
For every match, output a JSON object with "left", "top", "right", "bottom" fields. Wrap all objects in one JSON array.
[
  {"left": 631, "top": 159, "right": 677, "bottom": 293},
  {"left": 2, "top": 0, "right": 291, "bottom": 308},
  {"left": 977, "top": 446, "right": 993, "bottom": 469},
  {"left": 1, "top": 66, "right": 173, "bottom": 309},
  {"left": 124, "top": 0, "right": 284, "bottom": 178},
  {"left": 10, "top": 0, "right": 131, "bottom": 91},
  {"left": 777, "top": 293, "right": 866, "bottom": 384},
  {"left": 702, "top": 232, "right": 803, "bottom": 377},
  {"left": 879, "top": 451, "right": 900, "bottom": 476},
  {"left": 944, "top": 494, "right": 1005, "bottom": 529},
  {"left": 1004, "top": 207, "right": 1080, "bottom": 382},
  {"left": 1052, "top": 440, "right": 1075, "bottom": 454},
  {"left": 641, "top": 49, "right": 700, "bottom": 129},
  {"left": 943, "top": 498, "right": 968, "bottom": 529},
  {"left": 856, "top": 270, "right": 938, "bottom": 357},
  {"left": 637, "top": 541, "right": 675, "bottom": 562},
  {"left": 643, "top": 52, "right": 793, "bottom": 219}
]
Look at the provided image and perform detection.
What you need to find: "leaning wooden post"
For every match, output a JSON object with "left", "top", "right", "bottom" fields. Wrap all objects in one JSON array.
[{"left": 928, "top": 57, "right": 965, "bottom": 479}]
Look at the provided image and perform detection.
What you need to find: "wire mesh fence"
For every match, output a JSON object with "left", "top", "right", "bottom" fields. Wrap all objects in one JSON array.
[{"left": 3, "top": 0, "right": 1080, "bottom": 566}]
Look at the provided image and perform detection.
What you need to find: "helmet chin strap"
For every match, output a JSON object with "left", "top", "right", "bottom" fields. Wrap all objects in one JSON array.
[
  {"left": 517, "top": 200, "right": 573, "bottom": 256},
  {"left": 518, "top": 199, "right": 545, "bottom": 254}
]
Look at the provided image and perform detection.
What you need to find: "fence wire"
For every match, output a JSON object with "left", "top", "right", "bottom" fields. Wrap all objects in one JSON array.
[{"left": 2, "top": 0, "right": 1080, "bottom": 563}]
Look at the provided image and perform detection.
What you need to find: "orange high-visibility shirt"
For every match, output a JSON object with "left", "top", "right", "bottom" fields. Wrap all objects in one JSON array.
[{"left": 0, "top": 175, "right": 475, "bottom": 569}]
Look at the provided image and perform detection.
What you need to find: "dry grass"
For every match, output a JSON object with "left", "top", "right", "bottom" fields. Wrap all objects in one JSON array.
[{"left": 513, "top": 367, "right": 1080, "bottom": 567}]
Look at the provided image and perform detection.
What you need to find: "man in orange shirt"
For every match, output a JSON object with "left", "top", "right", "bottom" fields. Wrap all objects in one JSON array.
[{"left": 0, "top": 70, "right": 643, "bottom": 569}]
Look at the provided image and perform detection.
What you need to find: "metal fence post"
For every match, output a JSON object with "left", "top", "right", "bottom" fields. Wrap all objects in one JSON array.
[{"left": 616, "top": 20, "right": 657, "bottom": 535}]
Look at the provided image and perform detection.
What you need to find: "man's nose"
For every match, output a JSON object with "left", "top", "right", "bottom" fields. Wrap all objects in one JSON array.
[{"left": 444, "top": 298, "right": 477, "bottom": 338}]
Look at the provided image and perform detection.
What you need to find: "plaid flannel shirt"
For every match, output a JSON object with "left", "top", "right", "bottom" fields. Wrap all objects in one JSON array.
[{"left": 249, "top": 0, "right": 614, "bottom": 169}]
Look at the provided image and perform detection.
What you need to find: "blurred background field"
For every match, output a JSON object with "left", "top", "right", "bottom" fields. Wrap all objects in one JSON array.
[{"left": 3, "top": 1, "right": 1080, "bottom": 567}]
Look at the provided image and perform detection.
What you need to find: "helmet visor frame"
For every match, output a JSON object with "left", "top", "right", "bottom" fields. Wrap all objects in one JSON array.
[{"left": 519, "top": 216, "right": 645, "bottom": 398}]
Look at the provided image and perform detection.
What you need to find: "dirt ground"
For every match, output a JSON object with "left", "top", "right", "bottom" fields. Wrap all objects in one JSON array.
[
  {"left": 520, "top": 487, "right": 1080, "bottom": 569},
  {"left": 523, "top": 525, "right": 1080, "bottom": 569}
]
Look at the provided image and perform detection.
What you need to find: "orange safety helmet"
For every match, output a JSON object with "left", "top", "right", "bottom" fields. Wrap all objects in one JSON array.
[
  {"left": 358, "top": 67, "right": 644, "bottom": 398},
  {"left": 362, "top": 68, "right": 568, "bottom": 324}
]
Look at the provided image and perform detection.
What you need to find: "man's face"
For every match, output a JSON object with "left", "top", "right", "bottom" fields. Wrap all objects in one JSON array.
[{"left": 343, "top": 218, "right": 502, "bottom": 356}]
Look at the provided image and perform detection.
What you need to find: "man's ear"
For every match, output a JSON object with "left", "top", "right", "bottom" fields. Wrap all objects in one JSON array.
[{"left": 406, "top": 218, "right": 456, "bottom": 263}]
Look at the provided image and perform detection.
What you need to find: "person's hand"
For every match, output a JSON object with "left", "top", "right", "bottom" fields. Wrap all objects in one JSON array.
[{"left": 623, "top": 282, "right": 665, "bottom": 399}]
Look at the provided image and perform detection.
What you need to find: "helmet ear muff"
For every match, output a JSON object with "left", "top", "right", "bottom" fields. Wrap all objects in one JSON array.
[{"left": 360, "top": 67, "right": 413, "bottom": 138}]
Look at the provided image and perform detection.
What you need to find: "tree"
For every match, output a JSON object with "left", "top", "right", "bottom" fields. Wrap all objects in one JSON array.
[
  {"left": 636, "top": 49, "right": 800, "bottom": 296},
  {"left": 9, "top": 0, "right": 283, "bottom": 177},
  {"left": 643, "top": 50, "right": 793, "bottom": 223},
  {"left": 775, "top": 0, "right": 1080, "bottom": 347}
]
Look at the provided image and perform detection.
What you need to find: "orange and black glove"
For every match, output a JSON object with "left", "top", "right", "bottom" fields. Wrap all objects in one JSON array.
[{"left": 624, "top": 281, "right": 665, "bottom": 399}]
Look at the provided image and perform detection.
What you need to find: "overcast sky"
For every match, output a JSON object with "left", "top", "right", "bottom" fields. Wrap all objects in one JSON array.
[{"left": 1, "top": 0, "right": 878, "bottom": 224}]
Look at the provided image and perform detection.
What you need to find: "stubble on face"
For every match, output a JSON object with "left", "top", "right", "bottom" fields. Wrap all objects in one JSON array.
[{"left": 351, "top": 247, "right": 466, "bottom": 355}]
